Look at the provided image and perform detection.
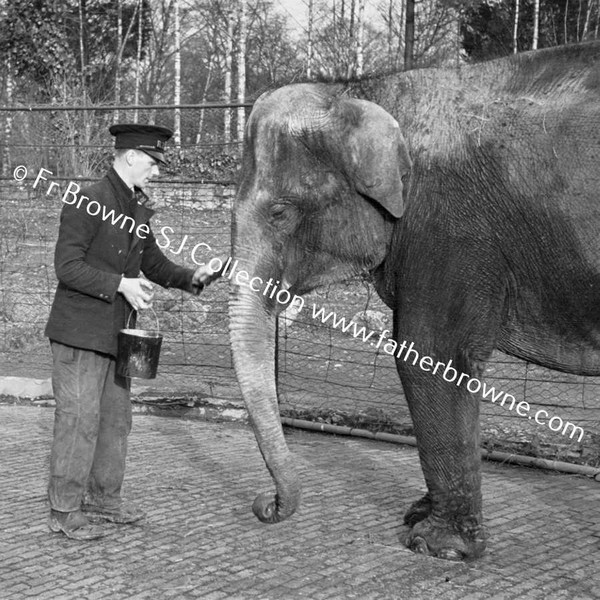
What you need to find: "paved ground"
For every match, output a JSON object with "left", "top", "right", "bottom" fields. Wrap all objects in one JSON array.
[{"left": 2, "top": 405, "right": 600, "bottom": 599}]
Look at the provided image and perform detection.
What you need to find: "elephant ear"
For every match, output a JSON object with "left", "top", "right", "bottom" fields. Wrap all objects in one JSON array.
[{"left": 339, "top": 98, "right": 411, "bottom": 219}]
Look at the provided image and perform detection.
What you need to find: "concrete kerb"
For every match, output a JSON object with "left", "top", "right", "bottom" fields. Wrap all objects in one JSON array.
[{"left": 0, "top": 376, "right": 249, "bottom": 423}]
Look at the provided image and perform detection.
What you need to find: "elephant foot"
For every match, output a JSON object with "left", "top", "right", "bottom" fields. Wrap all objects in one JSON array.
[
  {"left": 405, "top": 514, "right": 488, "bottom": 561},
  {"left": 252, "top": 488, "right": 300, "bottom": 524},
  {"left": 403, "top": 493, "right": 432, "bottom": 527}
]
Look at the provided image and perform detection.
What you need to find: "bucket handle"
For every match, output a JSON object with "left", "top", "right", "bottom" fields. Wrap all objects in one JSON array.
[{"left": 127, "top": 307, "right": 160, "bottom": 332}]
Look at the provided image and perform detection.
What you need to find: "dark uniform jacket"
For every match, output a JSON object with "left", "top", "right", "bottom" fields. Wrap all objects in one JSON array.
[{"left": 45, "top": 167, "right": 194, "bottom": 357}]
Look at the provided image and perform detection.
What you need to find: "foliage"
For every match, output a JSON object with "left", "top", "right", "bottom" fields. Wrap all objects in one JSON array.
[
  {"left": 0, "top": 0, "right": 151, "bottom": 102},
  {"left": 0, "top": 0, "right": 74, "bottom": 94},
  {"left": 461, "top": 0, "right": 516, "bottom": 60},
  {"left": 161, "top": 145, "right": 241, "bottom": 183},
  {"left": 461, "top": 0, "right": 600, "bottom": 61}
]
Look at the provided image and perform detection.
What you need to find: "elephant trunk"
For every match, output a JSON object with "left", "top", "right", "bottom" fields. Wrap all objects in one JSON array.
[{"left": 228, "top": 261, "right": 301, "bottom": 523}]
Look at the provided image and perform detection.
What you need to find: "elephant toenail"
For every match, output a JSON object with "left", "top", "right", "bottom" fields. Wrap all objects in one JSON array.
[
  {"left": 411, "top": 536, "right": 430, "bottom": 554},
  {"left": 438, "top": 548, "right": 463, "bottom": 561}
]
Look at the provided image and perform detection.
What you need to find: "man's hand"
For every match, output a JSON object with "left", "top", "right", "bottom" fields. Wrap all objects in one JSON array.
[
  {"left": 190, "top": 260, "right": 225, "bottom": 295},
  {"left": 118, "top": 277, "right": 154, "bottom": 310}
]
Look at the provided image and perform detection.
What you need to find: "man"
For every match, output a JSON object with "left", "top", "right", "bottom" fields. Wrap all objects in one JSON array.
[{"left": 44, "top": 123, "right": 218, "bottom": 540}]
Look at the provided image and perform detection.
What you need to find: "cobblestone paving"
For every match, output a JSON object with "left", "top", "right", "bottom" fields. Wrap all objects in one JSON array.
[{"left": 1, "top": 405, "right": 600, "bottom": 599}]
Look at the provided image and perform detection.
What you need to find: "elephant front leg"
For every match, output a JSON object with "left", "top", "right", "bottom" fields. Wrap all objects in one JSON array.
[{"left": 397, "top": 355, "right": 489, "bottom": 560}]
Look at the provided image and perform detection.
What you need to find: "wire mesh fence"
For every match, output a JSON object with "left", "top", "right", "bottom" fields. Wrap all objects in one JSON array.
[
  {"left": 1, "top": 103, "right": 246, "bottom": 181},
  {"left": 0, "top": 176, "right": 233, "bottom": 389},
  {"left": 1, "top": 104, "right": 599, "bottom": 466},
  {"left": 277, "top": 295, "right": 600, "bottom": 462}
]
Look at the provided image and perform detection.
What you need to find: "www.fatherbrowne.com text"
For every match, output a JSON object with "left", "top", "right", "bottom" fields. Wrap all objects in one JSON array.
[{"left": 212, "top": 256, "right": 586, "bottom": 443}]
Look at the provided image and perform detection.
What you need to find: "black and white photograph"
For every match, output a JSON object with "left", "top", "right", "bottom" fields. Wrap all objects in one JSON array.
[{"left": 1, "top": 0, "right": 600, "bottom": 598}]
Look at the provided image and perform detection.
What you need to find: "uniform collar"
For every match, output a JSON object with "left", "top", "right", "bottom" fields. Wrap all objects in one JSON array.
[
  {"left": 107, "top": 166, "right": 134, "bottom": 199},
  {"left": 107, "top": 167, "right": 155, "bottom": 217}
]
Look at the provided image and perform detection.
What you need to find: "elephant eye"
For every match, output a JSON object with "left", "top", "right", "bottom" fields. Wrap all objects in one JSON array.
[
  {"left": 267, "top": 201, "right": 300, "bottom": 230},
  {"left": 270, "top": 204, "right": 288, "bottom": 218}
]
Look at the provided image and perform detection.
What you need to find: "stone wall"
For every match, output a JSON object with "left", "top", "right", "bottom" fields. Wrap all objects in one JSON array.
[
  {"left": 149, "top": 181, "right": 236, "bottom": 211},
  {"left": 4, "top": 175, "right": 236, "bottom": 210}
]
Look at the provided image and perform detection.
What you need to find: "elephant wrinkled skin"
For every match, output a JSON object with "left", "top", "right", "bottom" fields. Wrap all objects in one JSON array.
[{"left": 228, "top": 41, "right": 600, "bottom": 560}]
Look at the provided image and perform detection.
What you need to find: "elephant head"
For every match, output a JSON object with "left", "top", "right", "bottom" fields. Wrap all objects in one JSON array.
[{"left": 229, "top": 83, "right": 411, "bottom": 523}]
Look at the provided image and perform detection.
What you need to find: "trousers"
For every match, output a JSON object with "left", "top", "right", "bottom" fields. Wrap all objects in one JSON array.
[{"left": 48, "top": 341, "right": 132, "bottom": 512}]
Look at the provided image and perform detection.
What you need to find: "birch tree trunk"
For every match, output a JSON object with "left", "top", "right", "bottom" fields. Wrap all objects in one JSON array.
[
  {"left": 196, "top": 56, "right": 214, "bottom": 144},
  {"left": 78, "top": 0, "right": 89, "bottom": 173},
  {"left": 347, "top": 0, "right": 355, "bottom": 78},
  {"left": 456, "top": 7, "right": 462, "bottom": 68},
  {"left": 332, "top": 0, "right": 337, "bottom": 34},
  {"left": 134, "top": 0, "right": 143, "bottom": 123},
  {"left": 356, "top": 0, "right": 364, "bottom": 77},
  {"left": 2, "top": 60, "right": 13, "bottom": 177},
  {"left": 237, "top": 0, "right": 247, "bottom": 143},
  {"left": 513, "top": 0, "right": 520, "bottom": 53},
  {"left": 78, "top": 0, "right": 86, "bottom": 102},
  {"left": 307, "top": 0, "right": 314, "bottom": 79},
  {"left": 223, "top": 4, "right": 234, "bottom": 142},
  {"left": 115, "top": 0, "right": 123, "bottom": 122},
  {"left": 532, "top": 0, "right": 540, "bottom": 49},
  {"left": 387, "top": 0, "right": 393, "bottom": 66},
  {"left": 399, "top": 0, "right": 406, "bottom": 70},
  {"left": 581, "top": 0, "right": 593, "bottom": 39},
  {"left": 174, "top": 0, "right": 181, "bottom": 149}
]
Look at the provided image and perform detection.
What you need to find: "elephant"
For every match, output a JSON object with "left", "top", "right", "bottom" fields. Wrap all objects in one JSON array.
[{"left": 227, "top": 41, "right": 600, "bottom": 560}]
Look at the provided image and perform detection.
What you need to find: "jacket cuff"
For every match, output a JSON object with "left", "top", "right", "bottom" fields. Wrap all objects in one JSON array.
[
  {"left": 168, "top": 267, "right": 195, "bottom": 292},
  {"left": 103, "top": 274, "right": 123, "bottom": 302}
]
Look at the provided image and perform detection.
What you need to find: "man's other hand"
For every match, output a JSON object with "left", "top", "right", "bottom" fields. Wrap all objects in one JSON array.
[
  {"left": 118, "top": 277, "right": 154, "bottom": 310},
  {"left": 190, "top": 260, "right": 225, "bottom": 295}
]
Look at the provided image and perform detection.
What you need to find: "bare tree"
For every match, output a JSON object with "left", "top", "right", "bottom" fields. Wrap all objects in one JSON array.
[
  {"left": 387, "top": 0, "right": 394, "bottom": 66},
  {"left": 174, "top": 0, "right": 181, "bottom": 148},
  {"left": 2, "top": 58, "right": 13, "bottom": 176},
  {"left": 195, "top": 53, "right": 214, "bottom": 143},
  {"left": 307, "top": 0, "right": 314, "bottom": 78},
  {"left": 136, "top": 0, "right": 175, "bottom": 107},
  {"left": 582, "top": 0, "right": 594, "bottom": 39},
  {"left": 134, "top": 0, "right": 143, "bottom": 122},
  {"left": 115, "top": 0, "right": 123, "bottom": 121},
  {"left": 513, "top": 0, "right": 520, "bottom": 53},
  {"left": 223, "top": 3, "right": 234, "bottom": 141},
  {"left": 381, "top": 0, "right": 404, "bottom": 71},
  {"left": 404, "top": 0, "right": 415, "bottom": 69},
  {"left": 533, "top": 0, "right": 540, "bottom": 48},
  {"left": 311, "top": 0, "right": 376, "bottom": 78},
  {"left": 78, "top": 0, "right": 86, "bottom": 102},
  {"left": 356, "top": 0, "right": 365, "bottom": 76},
  {"left": 114, "top": 0, "right": 140, "bottom": 121},
  {"left": 237, "top": 0, "right": 247, "bottom": 142}
]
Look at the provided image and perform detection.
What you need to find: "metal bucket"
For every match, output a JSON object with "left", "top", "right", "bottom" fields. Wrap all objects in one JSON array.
[{"left": 116, "top": 309, "right": 162, "bottom": 379}]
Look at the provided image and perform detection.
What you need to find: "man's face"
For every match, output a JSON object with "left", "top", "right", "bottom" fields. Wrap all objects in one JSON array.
[{"left": 129, "top": 150, "right": 160, "bottom": 188}]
